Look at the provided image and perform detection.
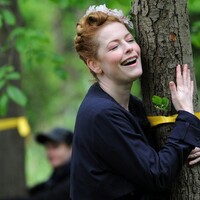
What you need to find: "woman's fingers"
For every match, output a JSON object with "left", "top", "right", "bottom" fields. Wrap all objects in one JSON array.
[
  {"left": 187, "top": 68, "right": 191, "bottom": 88},
  {"left": 183, "top": 64, "right": 188, "bottom": 86},
  {"left": 183, "top": 65, "right": 194, "bottom": 99},
  {"left": 189, "top": 157, "right": 200, "bottom": 166},
  {"left": 191, "top": 80, "right": 194, "bottom": 98},
  {"left": 170, "top": 64, "right": 194, "bottom": 113},
  {"left": 169, "top": 81, "right": 176, "bottom": 92},
  {"left": 188, "top": 147, "right": 200, "bottom": 165},
  {"left": 190, "top": 147, "right": 200, "bottom": 154},
  {"left": 176, "top": 64, "right": 192, "bottom": 88},
  {"left": 176, "top": 64, "right": 183, "bottom": 88},
  {"left": 169, "top": 81, "right": 177, "bottom": 102}
]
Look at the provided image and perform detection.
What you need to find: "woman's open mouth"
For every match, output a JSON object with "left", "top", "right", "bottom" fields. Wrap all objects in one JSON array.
[{"left": 121, "top": 57, "right": 137, "bottom": 66}]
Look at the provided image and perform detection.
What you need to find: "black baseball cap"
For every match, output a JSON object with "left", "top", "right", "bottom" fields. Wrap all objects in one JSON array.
[{"left": 36, "top": 127, "right": 73, "bottom": 146}]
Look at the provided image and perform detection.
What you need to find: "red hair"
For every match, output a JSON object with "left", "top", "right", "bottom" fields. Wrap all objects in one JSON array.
[{"left": 75, "top": 11, "right": 125, "bottom": 77}]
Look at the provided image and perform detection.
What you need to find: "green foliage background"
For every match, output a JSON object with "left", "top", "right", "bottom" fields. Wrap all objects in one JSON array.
[{"left": 1, "top": 0, "right": 200, "bottom": 187}]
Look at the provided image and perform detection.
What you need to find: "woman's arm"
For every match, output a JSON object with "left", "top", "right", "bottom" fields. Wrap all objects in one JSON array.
[
  {"left": 93, "top": 108, "right": 200, "bottom": 191},
  {"left": 170, "top": 64, "right": 200, "bottom": 166},
  {"left": 92, "top": 64, "right": 200, "bottom": 192}
]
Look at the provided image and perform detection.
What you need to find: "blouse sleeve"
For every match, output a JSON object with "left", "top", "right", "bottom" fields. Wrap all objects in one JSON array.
[{"left": 92, "top": 108, "right": 200, "bottom": 192}]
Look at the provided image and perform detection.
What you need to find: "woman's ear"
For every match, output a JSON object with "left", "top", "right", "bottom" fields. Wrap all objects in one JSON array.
[{"left": 87, "top": 59, "right": 102, "bottom": 75}]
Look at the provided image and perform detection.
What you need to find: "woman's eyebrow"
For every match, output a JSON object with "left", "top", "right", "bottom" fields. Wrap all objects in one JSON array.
[{"left": 107, "top": 33, "right": 132, "bottom": 46}]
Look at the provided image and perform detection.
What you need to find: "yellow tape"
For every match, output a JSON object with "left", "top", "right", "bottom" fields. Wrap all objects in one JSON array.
[
  {"left": 0, "top": 117, "right": 31, "bottom": 137},
  {"left": 148, "top": 112, "right": 200, "bottom": 127}
]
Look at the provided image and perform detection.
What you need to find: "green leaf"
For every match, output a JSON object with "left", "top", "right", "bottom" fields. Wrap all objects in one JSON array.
[
  {"left": 9, "top": 27, "right": 25, "bottom": 39},
  {"left": 152, "top": 95, "right": 169, "bottom": 112},
  {"left": 52, "top": 54, "right": 65, "bottom": 65},
  {"left": 54, "top": 66, "right": 68, "bottom": 80},
  {"left": 7, "top": 85, "right": 27, "bottom": 106},
  {"left": 2, "top": 9, "right": 16, "bottom": 26},
  {"left": 0, "top": 93, "right": 9, "bottom": 116},
  {"left": 5, "top": 72, "right": 21, "bottom": 80},
  {"left": 161, "top": 97, "right": 169, "bottom": 109},
  {"left": 152, "top": 95, "right": 162, "bottom": 106},
  {"left": 0, "top": 65, "right": 14, "bottom": 79},
  {"left": 0, "top": 79, "right": 6, "bottom": 90},
  {"left": 0, "top": 68, "right": 6, "bottom": 79},
  {"left": 15, "top": 38, "right": 28, "bottom": 52},
  {"left": 4, "top": 65, "right": 14, "bottom": 73}
]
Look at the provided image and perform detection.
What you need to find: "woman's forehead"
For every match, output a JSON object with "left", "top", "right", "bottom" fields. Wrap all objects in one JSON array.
[{"left": 97, "top": 22, "right": 131, "bottom": 44}]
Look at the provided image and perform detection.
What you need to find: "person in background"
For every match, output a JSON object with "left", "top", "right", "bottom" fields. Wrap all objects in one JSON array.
[
  {"left": 29, "top": 127, "right": 73, "bottom": 199},
  {"left": 1, "top": 127, "right": 73, "bottom": 200}
]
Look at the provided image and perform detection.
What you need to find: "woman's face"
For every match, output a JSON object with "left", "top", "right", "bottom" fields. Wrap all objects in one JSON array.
[{"left": 95, "top": 22, "right": 142, "bottom": 84}]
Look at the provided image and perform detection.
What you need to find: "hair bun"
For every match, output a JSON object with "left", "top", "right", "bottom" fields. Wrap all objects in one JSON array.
[{"left": 86, "top": 12, "right": 107, "bottom": 26}]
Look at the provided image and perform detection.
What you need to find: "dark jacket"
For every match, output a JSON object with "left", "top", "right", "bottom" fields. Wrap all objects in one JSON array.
[
  {"left": 2, "top": 162, "right": 71, "bottom": 200},
  {"left": 70, "top": 83, "right": 200, "bottom": 200},
  {"left": 29, "top": 161, "right": 70, "bottom": 199}
]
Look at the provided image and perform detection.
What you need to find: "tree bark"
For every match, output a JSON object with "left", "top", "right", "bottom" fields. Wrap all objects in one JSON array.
[
  {"left": 0, "top": 1, "right": 26, "bottom": 197},
  {"left": 132, "top": 0, "right": 200, "bottom": 199}
]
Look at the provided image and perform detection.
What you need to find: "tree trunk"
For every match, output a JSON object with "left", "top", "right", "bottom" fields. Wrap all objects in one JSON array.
[
  {"left": 0, "top": 1, "right": 26, "bottom": 197},
  {"left": 132, "top": 0, "right": 200, "bottom": 199}
]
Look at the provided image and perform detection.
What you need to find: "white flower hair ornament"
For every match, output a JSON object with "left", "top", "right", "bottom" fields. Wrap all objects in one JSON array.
[{"left": 85, "top": 4, "right": 133, "bottom": 29}]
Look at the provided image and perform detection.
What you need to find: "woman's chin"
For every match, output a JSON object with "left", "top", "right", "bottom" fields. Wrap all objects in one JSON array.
[{"left": 129, "top": 70, "right": 143, "bottom": 81}]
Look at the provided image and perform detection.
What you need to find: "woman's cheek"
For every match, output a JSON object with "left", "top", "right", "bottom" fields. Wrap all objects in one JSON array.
[
  {"left": 109, "top": 50, "right": 123, "bottom": 64},
  {"left": 134, "top": 42, "right": 141, "bottom": 55}
]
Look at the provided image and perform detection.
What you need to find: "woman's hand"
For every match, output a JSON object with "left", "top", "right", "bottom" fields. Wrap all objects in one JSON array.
[
  {"left": 169, "top": 64, "right": 194, "bottom": 114},
  {"left": 188, "top": 147, "right": 200, "bottom": 165}
]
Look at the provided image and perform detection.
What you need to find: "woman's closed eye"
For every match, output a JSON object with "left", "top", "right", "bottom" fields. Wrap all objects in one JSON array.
[
  {"left": 108, "top": 44, "right": 119, "bottom": 51},
  {"left": 126, "top": 38, "right": 135, "bottom": 43}
]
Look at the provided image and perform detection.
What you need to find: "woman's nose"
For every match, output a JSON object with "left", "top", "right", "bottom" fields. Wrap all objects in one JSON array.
[{"left": 124, "top": 42, "right": 134, "bottom": 54}]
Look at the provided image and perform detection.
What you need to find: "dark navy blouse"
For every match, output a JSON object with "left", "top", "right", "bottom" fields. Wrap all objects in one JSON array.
[{"left": 70, "top": 83, "right": 200, "bottom": 200}]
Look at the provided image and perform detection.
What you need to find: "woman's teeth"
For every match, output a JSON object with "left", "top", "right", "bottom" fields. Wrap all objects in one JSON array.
[{"left": 122, "top": 58, "right": 137, "bottom": 66}]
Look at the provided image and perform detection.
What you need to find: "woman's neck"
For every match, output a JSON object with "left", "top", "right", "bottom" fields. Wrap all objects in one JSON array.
[{"left": 99, "top": 80, "right": 132, "bottom": 111}]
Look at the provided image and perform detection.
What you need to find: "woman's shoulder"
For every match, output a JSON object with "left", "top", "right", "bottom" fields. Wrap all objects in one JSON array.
[{"left": 78, "top": 83, "right": 123, "bottom": 116}]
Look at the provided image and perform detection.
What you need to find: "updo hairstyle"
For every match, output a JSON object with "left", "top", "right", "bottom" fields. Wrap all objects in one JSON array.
[{"left": 75, "top": 11, "right": 124, "bottom": 77}]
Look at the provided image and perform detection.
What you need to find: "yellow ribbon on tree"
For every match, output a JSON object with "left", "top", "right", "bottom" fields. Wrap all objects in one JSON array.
[
  {"left": 148, "top": 112, "right": 200, "bottom": 127},
  {"left": 0, "top": 117, "right": 31, "bottom": 137}
]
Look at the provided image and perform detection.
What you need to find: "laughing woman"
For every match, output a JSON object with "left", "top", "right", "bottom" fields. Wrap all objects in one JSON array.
[{"left": 70, "top": 5, "right": 200, "bottom": 200}]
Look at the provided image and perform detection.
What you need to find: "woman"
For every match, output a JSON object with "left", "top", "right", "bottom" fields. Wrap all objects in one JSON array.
[{"left": 70, "top": 4, "right": 200, "bottom": 200}]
